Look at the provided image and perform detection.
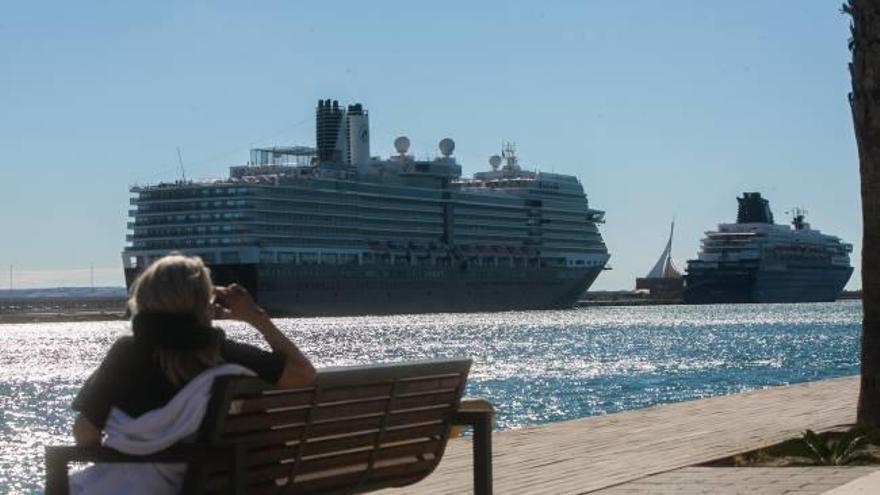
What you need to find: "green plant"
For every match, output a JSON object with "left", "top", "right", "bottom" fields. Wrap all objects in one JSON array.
[
  {"left": 732, "top": 449, "right": 772, "bottom": 467},
  {"left": 801, "top": 428, "right": 868, "bottom": 466}
]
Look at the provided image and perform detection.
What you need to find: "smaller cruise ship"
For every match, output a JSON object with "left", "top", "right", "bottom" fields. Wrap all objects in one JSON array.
[{"left": 683, "top": 193, "right": 853, "bottom": 304}]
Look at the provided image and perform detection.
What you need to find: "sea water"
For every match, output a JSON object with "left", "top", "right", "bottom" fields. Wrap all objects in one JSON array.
[{"left": 0, "top": 301, "right": 861, "bottom": 493}]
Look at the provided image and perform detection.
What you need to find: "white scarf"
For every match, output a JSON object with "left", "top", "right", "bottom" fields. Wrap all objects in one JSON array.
[{"left": 70, "top": 363, "right": 255, "bottom": 495}]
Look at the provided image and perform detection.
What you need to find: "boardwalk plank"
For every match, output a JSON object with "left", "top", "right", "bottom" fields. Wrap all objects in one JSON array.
[{"left": 379, "top": 376, "right": 859, "bottom": 494}]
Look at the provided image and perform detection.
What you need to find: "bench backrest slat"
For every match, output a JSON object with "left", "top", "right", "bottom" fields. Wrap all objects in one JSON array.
[{"left": 192, "top": 358, "right": 471, "bottom": 494}]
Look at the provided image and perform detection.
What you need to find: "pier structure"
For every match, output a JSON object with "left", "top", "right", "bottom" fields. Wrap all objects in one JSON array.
[{"left": 380, "top": 376, "right": 872, "bottom": 494}]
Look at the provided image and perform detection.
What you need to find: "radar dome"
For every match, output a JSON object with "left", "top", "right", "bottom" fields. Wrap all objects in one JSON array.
[
  {"left": 489, "top": 155, "right": 502, "bottom": 170},
  {"left": 394, "top": 136, "right": 411, "bottom": 155},
  {"left": 438, "top": 138, "right": 455, "bottom": 157}
]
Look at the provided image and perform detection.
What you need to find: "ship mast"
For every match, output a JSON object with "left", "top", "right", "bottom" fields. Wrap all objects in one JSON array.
[
  {"left": 786, "top": 207, "right": 808, "bottom": 231},
  {"left": 176, "top": 146, "right": 187, "bottom": 182}
]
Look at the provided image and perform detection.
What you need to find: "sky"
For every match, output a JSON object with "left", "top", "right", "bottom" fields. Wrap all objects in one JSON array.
[{"left": 0, "top": 1, "right": 862, "bottom": 290}]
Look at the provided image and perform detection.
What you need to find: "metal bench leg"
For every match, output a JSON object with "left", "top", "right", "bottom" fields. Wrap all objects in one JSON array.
[
  {"left": 472, "top": 412, "right": 493, "bottom": 495},
  {"left": 229, "top": 445, "right": 245, "bottom": 495},
  {"left": 44, "top": 447, "right": 70, "bottom": 495}
]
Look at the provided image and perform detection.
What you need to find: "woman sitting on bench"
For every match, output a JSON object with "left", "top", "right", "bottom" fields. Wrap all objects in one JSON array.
[{"left": 68, "top": 253, "right": 316, "bottom": 493}]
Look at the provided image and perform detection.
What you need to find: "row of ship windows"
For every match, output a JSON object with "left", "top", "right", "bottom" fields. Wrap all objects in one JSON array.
[
  {"left": 266, "top": 192, "right": 562, "bottom": 212},
  {"left": 134, "top": 202, "right": 595, "bottom": 224},
  {"left": 131, "top": 209, "right": 603, "bottom": 231},
  {"left": 457, "top": 230, "right": 600, "bottom": 242},
  {"left": 134, "top": 238, "right": 370, "bottom": 250},
  {"left": 250, "top": 211, "right": 590, "bottom": 228},
  {"left": 130, "top": 238, "right": 576, "bottom": 250},
  {"left": 133, "top": 251, "right": 246, "bottom": 266},
  {"left": 259, "top": 255, "right": 548, "bottom": 269},
  {"left": 702, "top": 245, "right": 845, "bottom": 255},
  {"left": 133, "top": 212, "right": 248, "bottom": 225},
  {"left": 258, "top": 225, "right": 442, "bottom": 235},
  {"left": 133, "top": 238, "right": 246, "bottom": 249},
  {"left": 128, "top": 225, "right": 602, "bottom": 244},
  {"left": 456, "top": 225, "right": 597, "bottom": 238},
  {"left": 132, "top": 242, "right": 604, "bottom": 261},
  {"left": 254, "top": 255, "right": 604, "bottom": 271},
  {"left": 131, "top": 213, "right": 599, "bottom": 234},
  {"left": 138, "top": 187, "right": 253, "bottom": 201},
  {"left": 136, "top": 194, "right": 594, "bottom": 218},
  {"left": 132, "top": 226, "right": 237, "bottom": 237},
  {"left": 135, "top": 204, "right": 253, "bottom": 214},
  {"left": 253, "top": 204, "right": 442, "bottom": 216},
  {"left": 134, "top": 209, "right": 437, "bottom": 225},
  {"left": 243, "top": 183, "right": 439, "bottom": 198},
  {"left": 263, "top": 187, "right": 444, "bottom": 202},
  {"left": 252, "top": 214, "right": 439, "bottom": 227},
  {"left": 130, "top": 227, "right": 598, "bottom": 245},
  {"left": 130, "top": 216, "right": 597, "bottom": 235},
  {"left": 138, "top": 199, "right": 249, "bottom": 210},
  {"left": 137, "top": 201, "right": 446, "bottom": 216},
  {"left": 130, "top": 221, "right": 598, "bottom": 240},
  {"left": 139, "top": 182, "right": 586, "bottom": 208},
  {"left": 142, "top": 184, "right": 437, "bottom": 202},
  {"left": 133, "top": 224, "right": 444, "bottom": 238},
  {"left": 266, "top": 194, "right": 445, "bottom": 207}
]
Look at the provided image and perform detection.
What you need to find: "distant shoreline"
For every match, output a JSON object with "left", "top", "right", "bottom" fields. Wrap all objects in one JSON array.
[
  {"left": 576, "top": 289, "right": 862, "bottom": 307},
  {"left": 0, "top": 312, "right": 127, "bottom": 324},
  {"left": 0, "top": 293, "right": 128, "bottom": 324},
  {"left": 0, "top": 295, "right": 862, "bottom": 324}
]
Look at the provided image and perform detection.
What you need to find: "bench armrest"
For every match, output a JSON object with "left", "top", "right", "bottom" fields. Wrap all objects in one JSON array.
[
  {"left": 457, "top": 397, "right": 494, "bottom": 414},
  {"left": 44, "top": 444, "right": 243, "bottom": 495},
  {"left": 451, "top": 397, "right": 493, "bottom": 495}
]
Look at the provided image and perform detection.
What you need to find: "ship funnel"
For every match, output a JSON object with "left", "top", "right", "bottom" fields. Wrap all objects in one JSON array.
[
  {"left": 316, "top": 98, "right": 347, "bottom": 162},
  {"left": 736, "top": 192, "right": 774, "bottom": 224},
  {"left": 346, "top": 103, "right": 370, "bottom": 166}
]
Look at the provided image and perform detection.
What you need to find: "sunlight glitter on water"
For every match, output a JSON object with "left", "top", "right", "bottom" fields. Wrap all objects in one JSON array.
[{"left": 0, "top": 301, "right": 862, "bottom": 493}]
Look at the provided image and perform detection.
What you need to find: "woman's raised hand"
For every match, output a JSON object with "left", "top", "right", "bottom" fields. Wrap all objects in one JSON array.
[
  {"left": 213, "top": 284, "right": 267, "bottom": 323},
  {"left": 216, "top": 284, "right": 316, "bottom": 387}
]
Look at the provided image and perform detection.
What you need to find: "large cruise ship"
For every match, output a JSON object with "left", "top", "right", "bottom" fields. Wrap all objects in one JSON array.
[
  {"left": 123, "top": 99, "right": 610, "bottom": 316},
  {"left": 683, "top": 193, "right": 853, "bottom": 304}
]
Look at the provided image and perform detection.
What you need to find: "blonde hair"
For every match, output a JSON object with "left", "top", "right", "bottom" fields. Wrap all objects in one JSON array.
[{"left": 128, "top": 253, "right": 222, "bottom": 386}]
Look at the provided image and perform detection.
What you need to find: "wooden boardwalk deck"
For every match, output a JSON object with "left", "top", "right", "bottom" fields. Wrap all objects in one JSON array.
[{"left": 381, "top": 376, "right": 860, "bottom": 494}]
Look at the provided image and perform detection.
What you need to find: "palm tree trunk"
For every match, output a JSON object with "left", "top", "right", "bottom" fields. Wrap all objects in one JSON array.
[{"left": 847, "top": 0, "right": 880, "bottom": 428}]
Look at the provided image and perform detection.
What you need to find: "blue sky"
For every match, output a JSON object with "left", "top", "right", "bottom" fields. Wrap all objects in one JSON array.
[{"left": 0, "top": 1, "right": 861, "bottom": 290}]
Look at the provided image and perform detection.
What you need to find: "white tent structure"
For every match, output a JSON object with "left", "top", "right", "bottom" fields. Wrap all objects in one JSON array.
[
  {"left": 635, "top": 221, "right": 684, "bottom": 299},
  {"left": 644, "top": 222, "right": 682, "bottom": 280}
]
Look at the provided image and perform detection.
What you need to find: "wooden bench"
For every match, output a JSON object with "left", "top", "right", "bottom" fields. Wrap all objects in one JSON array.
[{"left": 45, "top": 358, "right": 493, "bottom": 494}]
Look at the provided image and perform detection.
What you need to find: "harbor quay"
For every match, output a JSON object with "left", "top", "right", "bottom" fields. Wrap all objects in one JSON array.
[{"left": 379, "top": 375, "right": 878, "bottom": 494}]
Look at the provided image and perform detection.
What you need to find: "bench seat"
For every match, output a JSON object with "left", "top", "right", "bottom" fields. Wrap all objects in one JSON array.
[{"left": 46, "top": 359, "right": 493, "bottom": 494}]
